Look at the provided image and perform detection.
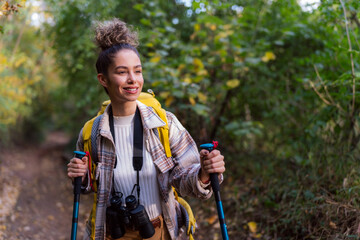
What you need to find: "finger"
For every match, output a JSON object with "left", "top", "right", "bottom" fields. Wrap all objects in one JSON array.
[
  {"left": 203, "top": 165, "right": 226, "bottom": 174},
  {"left": 69, "top": 158, "right": 87, "bottom": 166},
  {"left": 206, "top": 149, "right": 221, "bottom": 158},
  {"left": 200, "top": 149, "right": 209, "bottom": 159},
  {"left": 68, "top": 162, "right": 88, "bottom": 170},
  {"left": 70, "top": 158, "right": 84, "bottom": 164},
  {"left": 68, "top": 172, "right": 87, "bottom": 178},
  {"left": 68, "top": 167, "right": 88, "bottom": 174},
  {"left": 202, "top": 154, "right": 224, "bottom": 166},
  {"left": 81, "top": 156, "right": 88, "bottom": 163},
  {"left": 203, "top": 160, "right": 225, "bottom": 171}
]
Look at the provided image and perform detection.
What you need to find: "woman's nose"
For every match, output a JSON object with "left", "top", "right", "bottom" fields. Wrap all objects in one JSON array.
[{"left": 127, "top": 72, "right": 135, "bottom": 82}]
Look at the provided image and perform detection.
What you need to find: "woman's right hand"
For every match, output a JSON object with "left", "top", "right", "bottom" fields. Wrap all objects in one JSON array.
[{"left": 67, "top": 156, "right": 88, "bottom": 183}]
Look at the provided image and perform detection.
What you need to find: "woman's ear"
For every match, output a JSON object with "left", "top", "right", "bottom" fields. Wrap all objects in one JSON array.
[{"left": 97, "top": 73, "right": 108, "bottom": 88}]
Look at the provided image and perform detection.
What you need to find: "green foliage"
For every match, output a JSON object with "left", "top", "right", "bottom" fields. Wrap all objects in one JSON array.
[{"left": 0, "top": 2, "right": 61, "bottom": 143}]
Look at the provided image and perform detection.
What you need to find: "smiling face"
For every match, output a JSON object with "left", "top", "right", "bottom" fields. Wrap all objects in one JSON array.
[{"left": 98, "top": 49, "right": 144, "bottom": 112}]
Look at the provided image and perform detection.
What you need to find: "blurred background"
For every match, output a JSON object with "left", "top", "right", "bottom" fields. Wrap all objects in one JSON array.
[{"left": 1, "top": 0, "right": 360, "bottom": 239}]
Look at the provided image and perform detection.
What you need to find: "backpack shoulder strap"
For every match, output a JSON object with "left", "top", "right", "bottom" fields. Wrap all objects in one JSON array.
[
  {"left": 138, "top": 92, "right": 172, "bottom": 158},
  {"left": 90, "top": 114, "right": 103, "bottom": 163}
]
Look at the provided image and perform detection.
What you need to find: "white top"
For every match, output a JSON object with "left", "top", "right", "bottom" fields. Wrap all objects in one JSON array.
[{"left": 112, "top": 114, "right": 162, "bottom": 220}]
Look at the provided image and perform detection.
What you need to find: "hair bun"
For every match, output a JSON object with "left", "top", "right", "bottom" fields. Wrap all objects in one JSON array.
[{"left": 94, "top": 18, "right": 139, "bottom": 51}]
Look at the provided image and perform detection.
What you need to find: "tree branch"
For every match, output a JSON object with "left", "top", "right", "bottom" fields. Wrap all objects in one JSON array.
[{"left": 339, "top": 0, "right": 356, "bottom": 118}]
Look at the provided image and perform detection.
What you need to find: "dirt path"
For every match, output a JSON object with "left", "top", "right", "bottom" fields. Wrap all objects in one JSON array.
[{"left": 0, "top": 132, "right": 92, "bottom": 240}]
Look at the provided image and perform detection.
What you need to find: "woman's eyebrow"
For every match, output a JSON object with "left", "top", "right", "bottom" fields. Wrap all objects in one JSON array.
[
  {"left": 114, "top": 66, "right": 128, "bottom": 70},
  {"left": 114, "top": 65, "right": 142, "bottom": 70}
]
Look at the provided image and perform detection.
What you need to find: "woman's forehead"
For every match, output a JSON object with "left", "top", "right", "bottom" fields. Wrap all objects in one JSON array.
[{"left": 114, "top": 49, "right": 140, "bottom": 60}]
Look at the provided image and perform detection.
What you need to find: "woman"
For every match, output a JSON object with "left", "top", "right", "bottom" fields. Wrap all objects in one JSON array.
[{"left": 67, "top": 18, "right": 225, "bottom": 240}]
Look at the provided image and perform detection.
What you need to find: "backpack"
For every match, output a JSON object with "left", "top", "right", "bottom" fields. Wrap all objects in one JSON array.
[{"left": 82, "top": 91, "right": 196, "bottom": 240}]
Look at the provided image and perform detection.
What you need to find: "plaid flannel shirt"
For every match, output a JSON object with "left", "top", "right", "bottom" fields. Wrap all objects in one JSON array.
[{"left": 77, "top": 101, "right": 218, "bottom": 240}]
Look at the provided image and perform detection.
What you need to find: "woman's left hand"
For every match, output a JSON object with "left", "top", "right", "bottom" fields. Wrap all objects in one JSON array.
[{"left": 199, "top": 149, "right": 225, "bottom": 183}]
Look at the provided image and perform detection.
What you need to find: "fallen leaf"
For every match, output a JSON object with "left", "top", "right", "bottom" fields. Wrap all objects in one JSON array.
[
  {"left": 207, "top": 214, "right": 218, "bottom": 225},
  {"left": 329, "top": 221, "right": 337, "bottom": 229},
  {"left": 247, "top": 221, "right": 257, "bottom": 233}
]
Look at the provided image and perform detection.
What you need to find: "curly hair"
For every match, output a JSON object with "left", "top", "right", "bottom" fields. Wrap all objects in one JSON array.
[
  {"left": 94, "top": 18, "right": 139, "bottom": 51},
  {"left": 94, "top": 18, "right": 140, "bottom": 76}
]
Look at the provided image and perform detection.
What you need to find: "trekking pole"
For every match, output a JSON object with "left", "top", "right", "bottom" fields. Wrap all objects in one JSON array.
[
  {"left": 200, "top": 142, "right": 229, "bottom": 240},
  {"left": 71, "top": 151, "right": 86, "bottom": 240}
]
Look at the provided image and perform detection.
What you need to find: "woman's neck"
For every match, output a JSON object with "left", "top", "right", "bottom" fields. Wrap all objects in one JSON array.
[{"left": 111, "top": 100, "right": 137, "bottom": 116}]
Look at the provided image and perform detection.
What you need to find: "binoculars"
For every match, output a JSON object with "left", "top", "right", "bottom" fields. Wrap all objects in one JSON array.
[{"left": 106, "top": 194, "right": 155, "bottom": 239}]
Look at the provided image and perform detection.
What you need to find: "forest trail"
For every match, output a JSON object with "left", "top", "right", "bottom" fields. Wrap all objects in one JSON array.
[
  {"left": 0, "top": 132, "right": 93, "bottom": 240},
  {"left": 0, "top": 131, "right": 223, "bottom": 240}
]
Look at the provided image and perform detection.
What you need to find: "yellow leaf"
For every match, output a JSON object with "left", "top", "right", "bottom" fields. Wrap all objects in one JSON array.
[
  {"left": 198, "top": 92, "right": 207, "bottom": 103},
  {"left": 159, "top": 91, "right": 170, "bottom": 99},
  {"left": 193, "top": 58, "right": 204, "bottom": 70},
  {"left": 226, "top": 79, "right": 240, "bottom": 89},
  {"left": 177, "top": 64, "right": 186, "bottom": 72},
  {"left": 210, "top": 24, "right": 216, "bottom": 31},
  {"left": 165, "top": 96, "right": 174, "bottom": 107},
  {"left": 183, "top": 77, "right": 192, "bottom": 84},
  {"left": 189, "top": 97, "right": 196, "bottom": 106},
  {"left": 261, "top": 51, "right": 276, "bottom": 62},
  {"left": 197, "top": 69, "right": 208, "bottom": 76},
  {"left": 3, "top": 2, "right": 9, "bottom": 11},
  {"left": 145, "top": 42, "right": 154, "bottom": 47},
  {"left": 247, "top": 221, "right": 257, "bottom": 233},
  {"left": 194, "top": 23, "right": 200, "bottom": 32},
  {"left": 14, "top": 55, "right": 28, "bottom": 68},
  {"left": 253, "top": 233, "right": 262, "bottom": 238},
  {"left": 149, "top": 55, "right": 161, "bottom": 63},
  {"left": 207, "top": 215, "right": 217, "bottom": 225}
]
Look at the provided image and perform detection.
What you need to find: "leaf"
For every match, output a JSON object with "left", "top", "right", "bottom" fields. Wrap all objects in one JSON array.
[
  {"left": 198, "top": 92, "right": 207, "bottom": 102},
  {"left": 207, "top": 214, "right": 217, "bottom": 224},
  {"left": 329, "top": 221, "right": 337, "bottom": 229},
  {"left": 261, "top": 51, "right": 276, "bottom": 62},
  {"left": 226, "top": 79, "right": 240, "bottom": 89},
  {"left": 247, "top": 221, "right": 257, "bottom": 233},
  {"left": 194, "top": 23, "right": 200, "bottom": 32},
  {"left": 189, "top": 97, "right": 196, "bottom": 106},
  {"left": 165, "top": 96, "right": 174, "bottom": 107},
  {"left": 149, "top": 55, "right": 161, "bottom": 63},
  {"left": 183, "top": 77, "right": 192, "bottom": 84},
  {"left": 133, "top": 4, "right": 144, "bottom": 11},
  {"left": 193, "top": 58, "right": 204, "bottom": 70},
  {"left": 159, "top": 91, "right": 170, "bottom": 99}
]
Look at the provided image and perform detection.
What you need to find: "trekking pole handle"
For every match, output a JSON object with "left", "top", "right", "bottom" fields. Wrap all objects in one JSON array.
[
  {"left": 200, "top": 142, "right": 229, "bottom": 240},
  {"left": 199, "top": 142, "right": 220, "bottom": 191},
  {"left": 73, "top": 151, "right": 86, "bottom": 194}
]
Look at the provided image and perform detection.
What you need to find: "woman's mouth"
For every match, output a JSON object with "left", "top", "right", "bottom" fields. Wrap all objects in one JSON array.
[{"left": 123, "top": 87, "right": 138, "bottom": 94}]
